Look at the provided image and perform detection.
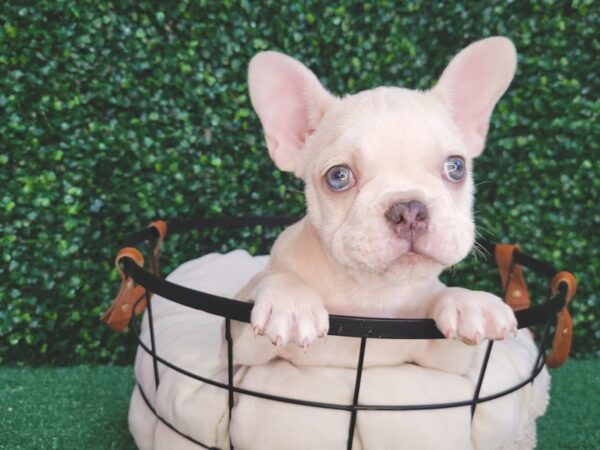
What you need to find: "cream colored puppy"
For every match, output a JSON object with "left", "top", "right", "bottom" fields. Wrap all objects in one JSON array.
[
  {"left": 227, "top": 37, "right": 545, "bottom": 450},
  {"left": 235, "top": 37, "right": 518, "bottom": 363},
  {"left": 129, "top": 37, "right": 549, "bottom": 450}
]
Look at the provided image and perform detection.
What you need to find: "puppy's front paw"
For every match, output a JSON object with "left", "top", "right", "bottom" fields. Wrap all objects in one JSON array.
[
  {"left": 432, "top": 290, "right": 517, "bottom": 345},
  {"left": 250, "top": 281, "right": 329, "bottom": 349}
]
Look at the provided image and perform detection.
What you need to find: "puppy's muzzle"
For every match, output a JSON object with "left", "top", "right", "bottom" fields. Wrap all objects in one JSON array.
[{"left": 385, "top": 201, "right": 429, "bottom": 240}]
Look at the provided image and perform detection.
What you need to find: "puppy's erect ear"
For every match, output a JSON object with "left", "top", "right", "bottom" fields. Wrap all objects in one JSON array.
[
  {"left": 248, "top": 51, "right": 337, "bottom": 174},
  {"left": 432, "top": 37, "right": 517, "bottom": 157}
]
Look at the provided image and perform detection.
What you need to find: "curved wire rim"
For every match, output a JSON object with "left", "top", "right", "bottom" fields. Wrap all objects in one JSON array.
[
  {"left": 121, "top": 216, "right": 567, "bottom": 339},
  {"left": 126, "top": 258, "right": 567, "bottom": 338}
]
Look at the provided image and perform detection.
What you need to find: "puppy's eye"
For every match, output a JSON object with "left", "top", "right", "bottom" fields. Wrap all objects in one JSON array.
[
  {"left": 325, "top": 165, "right": 355, "bottom": 191},
  {"left": 443, "top": 156, "right": 466, "bottom": 183}
]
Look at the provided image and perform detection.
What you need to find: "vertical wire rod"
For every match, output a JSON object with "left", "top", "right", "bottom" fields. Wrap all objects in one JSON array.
[
  {"left": 470, "top": 339, "right": 494, "bottom": 420},
  {"left": 470, "top": 251, "right": 513, "bottom": 419},
  {"left": 145, "top": 288, "right": 160, "bottom": 389},
  {"left": 347, "top": 337, "right": 367, "bottom": 450},
  {"left": 226, "top": 318, "right": 235, "bottom": 450},
  {"left": 532, "top": 318, "right": 552, "bottom": 378}
]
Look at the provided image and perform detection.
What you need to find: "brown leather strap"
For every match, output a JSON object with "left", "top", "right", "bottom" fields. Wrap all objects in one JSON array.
[
  {"left": 102, "top": 222, "right": 168, "bottom": 332},
  {"left": 495, "top": 244, "right": 531, "bottom": 311},
  {"left": 546, "top": 271, "right": 577, "bottom": 368},
  {"left": 113, "top": 247, "right": 144, "bottom": 281},
  {"left": 148, "top": 220, "right": 167, "bottom": 277},
  {"left": 101, "top": 247, "right": 149, "bottom": 333},
  {"left": 148, "top": 220, "right": 167, "bottom": 276}
]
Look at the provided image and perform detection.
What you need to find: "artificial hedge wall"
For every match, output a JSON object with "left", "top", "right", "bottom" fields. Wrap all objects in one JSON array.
[{"left": 1, "top": 1, "right": 598, "bottom": 365}]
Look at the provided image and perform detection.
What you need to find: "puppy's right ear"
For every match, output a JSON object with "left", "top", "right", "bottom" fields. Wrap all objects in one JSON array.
[{"left": 248, "top": 52, "right": 337, "bottom": 174}]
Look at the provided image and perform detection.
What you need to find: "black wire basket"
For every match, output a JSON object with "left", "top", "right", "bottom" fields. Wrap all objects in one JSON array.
[{"left": 110, "top": 217, "right": 576, "bottom": 450}]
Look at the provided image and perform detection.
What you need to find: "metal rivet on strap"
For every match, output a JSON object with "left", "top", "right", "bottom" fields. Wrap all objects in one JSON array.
[
  {"left": 121, "top": 304, "right": 130, "bottom": 312},
  {"left": 512, "top": 289, "right": 522, "bottom": 298}
]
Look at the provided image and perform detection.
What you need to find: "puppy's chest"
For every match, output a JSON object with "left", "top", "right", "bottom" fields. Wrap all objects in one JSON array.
[{"left": 323, "top": 278, "right": 438, "bottom": 319}]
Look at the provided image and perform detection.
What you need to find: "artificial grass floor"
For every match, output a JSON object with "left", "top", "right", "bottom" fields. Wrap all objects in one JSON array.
[
  {"left": 0, "top": 365, "right": 136, "bottom": 450},
  {"left": 0, "top": 359, "right": 598, "bottom": 449}
]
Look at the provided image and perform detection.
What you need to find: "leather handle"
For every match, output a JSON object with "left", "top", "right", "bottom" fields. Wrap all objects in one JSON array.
[
  {"left": 149, "top": 220, "right": 167, "bottom": 242},
  {"left": 114, "top": 247, "right": 145, "bottom": 281},
  {"left": 546, "top": 271, "right": 577, "bottom": 368},
  {"left": 102, "top": 247, "right": 148, "bottom": 332},
  {"left": 495, "top": 244, "right": 531, "bottom": 311},
  {"left": 148, "top": 220, "right": 167, "bottom": 276},
  {"left": 103, "top": 221, "right": 168, "bottom": 333}
]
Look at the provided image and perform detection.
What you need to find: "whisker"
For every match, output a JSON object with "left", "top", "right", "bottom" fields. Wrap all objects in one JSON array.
[
  {"left": 475, "top": 224, "right": 494, "bottom": 237},
  {"left": 287, "top": 187, "right": 305, "bottom": 195},
  {"left": 463, "top": 240, "right": 491, "bottom": 265},
  {"left": 473, "top": 241, "right": 490, "bottom": 258},
  {"left": 445, "top": 263, "right": 459, "bottom": 274}
]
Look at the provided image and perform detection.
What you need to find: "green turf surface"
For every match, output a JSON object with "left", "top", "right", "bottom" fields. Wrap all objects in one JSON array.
[
  {"left": 0, "top": 365, "right": 136, "bottom": 450},
  {"left": 537, "top": 359, "right": 600, "bottom": 450},
  {"left": 0, "top": 360, "right": 597, "bottom": 449}
]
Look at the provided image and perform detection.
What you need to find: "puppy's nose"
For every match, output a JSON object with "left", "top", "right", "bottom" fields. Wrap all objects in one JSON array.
[{"left": 385, "top": 201, "right": 429, "bottom": 238}]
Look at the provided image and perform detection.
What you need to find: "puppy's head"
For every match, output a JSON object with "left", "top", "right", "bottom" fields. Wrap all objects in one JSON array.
[{"left": 249, "top": 38, "right": 517, "bottom": 280}]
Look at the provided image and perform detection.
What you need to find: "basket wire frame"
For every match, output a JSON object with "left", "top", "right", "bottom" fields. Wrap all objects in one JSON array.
[{"left": 123, "top": 218, "right": 565, "bottom": 450}]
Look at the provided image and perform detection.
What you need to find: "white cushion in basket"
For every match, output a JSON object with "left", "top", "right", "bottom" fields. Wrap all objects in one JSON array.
[{"left": 128, "top": 250, "right": 549, "bottom": 450}]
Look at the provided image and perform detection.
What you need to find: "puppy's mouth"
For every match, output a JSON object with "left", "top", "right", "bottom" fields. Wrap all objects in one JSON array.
[
  {"left": 395, "top": 250, "right": 433, "bottom": 265},
  {"left": 393, "top": 241, "right": 446, "bottom": 268},
  {"left": 386, "top": 219, "right": 448, "bottom": 268}
]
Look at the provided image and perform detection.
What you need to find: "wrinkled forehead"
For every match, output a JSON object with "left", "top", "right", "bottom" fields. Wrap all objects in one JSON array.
[{"left": 317, "top": 87, "right": 464, "bottom": 165}]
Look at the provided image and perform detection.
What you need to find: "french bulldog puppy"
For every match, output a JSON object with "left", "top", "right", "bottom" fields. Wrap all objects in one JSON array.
[
  {"left": 233, "top": 37, "right": 518, "bottom": 368},
  {"left": 226, "top": 37, "right": 550, "bottom": 450},
  {"left": 129, "top": 37, "right": 550, "bottom": 450}
]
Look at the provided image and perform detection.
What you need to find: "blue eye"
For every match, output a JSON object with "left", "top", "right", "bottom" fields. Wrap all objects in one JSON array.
[
  {"left": 325, "top": 165, "right": 355, "bottom": 191},
  {"left": 443, "top": 156, "right": 466, "bottom": 183}
]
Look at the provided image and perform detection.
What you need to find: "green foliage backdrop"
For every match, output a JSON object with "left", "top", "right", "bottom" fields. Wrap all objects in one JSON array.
[{"left": 1, "top": 1, "right": 598, "bottom": 364}]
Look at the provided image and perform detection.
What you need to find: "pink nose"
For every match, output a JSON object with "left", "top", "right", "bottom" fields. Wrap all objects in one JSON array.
[{"left": 385, "top": 201, "right": 429, "bottom": 239}]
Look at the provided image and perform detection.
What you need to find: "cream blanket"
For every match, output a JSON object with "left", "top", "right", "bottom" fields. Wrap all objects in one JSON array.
[{"left": 128, "top": 251, "right": 549, "bottom": 450}]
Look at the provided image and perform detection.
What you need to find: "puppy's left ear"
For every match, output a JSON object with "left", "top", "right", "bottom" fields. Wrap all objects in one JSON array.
[{"left": 432, "top": 37, "right": 517, "bottom": 157}]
